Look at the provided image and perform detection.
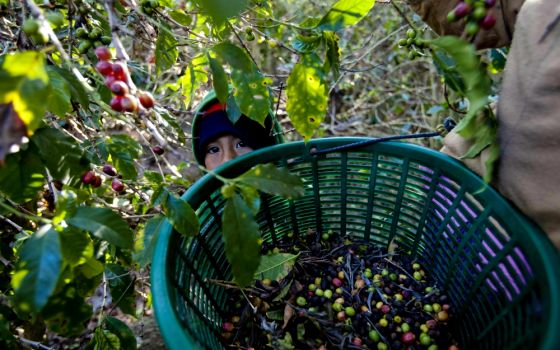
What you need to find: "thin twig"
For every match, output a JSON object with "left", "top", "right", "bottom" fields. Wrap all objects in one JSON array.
[
  {"left": 0, "top": 214, "right": 23, "bottom": 232},
  {"left": 390, "top": 0, "right": 414, "bottom": 28},
  {"left": 16, "top": 336, "right": 54, "bottom": 350}
]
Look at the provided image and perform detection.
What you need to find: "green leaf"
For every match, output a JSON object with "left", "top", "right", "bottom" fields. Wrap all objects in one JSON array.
[
  {"left": 212, "top": 42, "right": 253, "bottom": 72},
  {"left": 255, "top": 253, "right": 298, "bottom": 281},
  {"left": 286, "top": 54, "right": 328, "bottom": 140},
  {"left": 168, "top": 10, "right": 193, "bottom": 26},
  {"left": 0, "top": 143, "right": 45, "bottom": 203},
  {"left": 231, "top": 69, "right": 271, "bottom": 126},
  {"left": 194, "top": 0, "right": 248, "bottom": 23},
  {"left": 54, "top": 189, "right": 78, "bottom": 224},
  {"left": 77, "top": 257, "right": 104, "bottom": 279},
  {"left": 134, "top": 215, "right": 166, "bottom": 267},
  {"left": 162, "top": 193, "right": 199, "bottom": 236},
  {"left": 179, "top": 54, "right": 208, "bottom": 108},
  {"left": 156, "top": 109, "right": 186, "bottom": 145},
  {"left": 238, "top": 184, "right": 260, "bottom": 215},
  {"left": 208, "top": 55, "right": 229, "bottom": 104},
  {"left": 31, "top": 127, "right": 90, "bottom": 186},
  {"left": 236, "top": 163, "right": 305, "bottom": 198},
  {"left": 59, "top": 227, "right": 93, "bottom": 267},
  {"left": 46, "top": 66, "right": 72, "bottom": 117},
  {"left": 226, "top": 93, "right": 241, "bottom": 124},
  {"left": 316, "top": 0, "right": 376, "bottom": 31},
  {"left": 432, "top": 49, "right": 466, "bottom": 95},
  {"left": 324, "top": 32, "right": 341, "bottom": 79},
  {"left": 104, "top": 317, "right": 137, "bottom": 350},
  {"left": 12, "top": 225, "right": 62, "bottom": 312},
  {"left": 89, "top": 328, "right": 121, "bottom": 350},
  {"left": 106, "top": 134, "right": 142, "bottom": 180},
  {"left": 49, "top": 66, "right": 89, "bottom": 108},
  {"left": 67, "top": 207, "right": 134, "bottom": 249},
  {"left": 105, "top": 264, "right": 135, "bottom": 315},
  {"left": 291, "top": 34, "right": 322, "bottom": 53},
  {"left": 155, "top": 23, "right": 179, "bottom": 74},
  {"left": 222, "top": 193, "right": 261, "bottom": 287},
  {"left": 2, "top": 51, "right": 48, "bottom": 82},
  {"left": 42, "top": 283, "right": 93, "bottom": 336}
]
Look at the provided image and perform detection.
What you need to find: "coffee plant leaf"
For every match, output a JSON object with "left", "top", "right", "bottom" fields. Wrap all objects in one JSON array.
[
  {"left": 49, "top": 66, "right": 89, "bottom": 108},
  {"left": 431, "top": 49, "right": 466, "bottom": 95},
  {"left": 46, "top": 66, "right": 72, "bottom": 117},
  {"left": 236, "top": 163, "right": 304, "bottom": 199},
  {"left": 168, "top": 10, "right": 192, "bottom": 26},
  {"left": 76, "top": 257, "right": 105, "bottom": 279},
  {"left": 88, "top": 328, "right": 121, "bottom": 350},
  {"left": 104, "top": 316, "right": 137, "bottom": 350},
  {"left": 179, "top": 53, "right": 208, "bottom": 108},
  {"left": 238, "top": 184, "right": 261, "bottom": 215},
  {"left": 231, "top": 68, "right": 271, "bottom": 126},
  {"left": 31, "top": 127, "right": 90, "bottom": 187},
  {"left": 162, "top": 193, "right": 199, "bottom": 236},
  {"left": 255, "top": 253, "right": 298, "bottom": 281},
  {"left": 226, "top": 93, "right": 242, "bottom": 124},
  {"left": 154, "top": 108, "right": 187, "bottom": 145},
  {"left": 194, "top": 0, "right": 248, "bottom": 24},
  {"left": 316, "top": 0, "right": 376, "bottom": 32},
  {"left": 324, "top": 31, "right": 341, "bottom": 79},
  {"left": 286, "top": 53, "right": 328, "bottom": 141},
  {"left": 59, "top": 227, "right": 93, "bottom": 267},
  {"left": 106, "top": 134, "right": 142, "bottom": 180},
  {"left": 223, "top": 193, "right": 261, "bottom": 287},
  {"left": 42, "top": 283, "right": 93, "bottom": 336},
  {"left": 212, "top": 42, "right": 254, "bottom": 72},
  {"left": 105, "top": 264, "right": 135, "bottom": 316},
  {"left": 292, "top": 33, "right": 322, "bottom": 53},
  {"left": 67, "top": 207, "right": 134, "bottom": 249},
  {"left": 155, "top": 22, "right": 179, "bottom": 74},
  {"left": 54, "top": 190, "right": 78, "bottom": 224},
  {"left": 0, "top": 143, "right": 45, "bottom": 203},
  {"left": 134, "top": 215, "right": 166, "bottom": 267},
  {"left": 12, "top": 225, "right": 62, "bottom": 313},
  {"left": 208, "top": 54, "right": 229, "bottom": 105}
]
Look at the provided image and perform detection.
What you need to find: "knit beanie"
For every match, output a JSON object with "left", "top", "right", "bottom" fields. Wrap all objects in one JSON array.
[{"left": 193, "top": 101, "right": 276, "bottom": 165}]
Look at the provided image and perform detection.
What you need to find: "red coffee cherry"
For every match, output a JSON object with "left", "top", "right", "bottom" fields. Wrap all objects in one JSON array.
[
  {"left": 95, "top": 46, "right": 112, "bottom": 61},
  {"left": 111, "top": 179, "right": 125, "bottom": 192},
  {"left": 111, "top": 62, "right": 128, "bottom": 81},
  {"left": 454, "top": 2, "right": 471, "bottom": 18},
  {"left": 102, "top": 165, "right": 117, "bottom": 176},
  {"left": 480, "top": 14, "right": 497, "bottom": 29},
  {"left": 138, "top": 91, "right": 155, "bottom": 109},
  {"left": 120, "top": 94, "right": 138, "bottom": 112},
  {"left": 92, "top": 176, "right": 102, "bottom": 188},
  {"left": 81, "top": 170, "right": 95, "bottom": 185},
  {"left": 152, "top": 146, "right": 164, "bottom": 155},
  {"left": 110, "top": 81, "right": 129, "bottom": 96},
  {"left": 110, "top": 96, "right": 124, "bottom": 112},
  {"left": 96, "top": 61, "right": 113, "bottom": 76}
]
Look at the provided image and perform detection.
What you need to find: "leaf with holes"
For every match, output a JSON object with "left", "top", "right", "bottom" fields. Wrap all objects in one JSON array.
[
  {"left": 286, "top": 54, "right": 328, "bottom": 141},
  {"left": 223, "top": 193, "right": 261, "bottom": 287},
  {"left": 255, "top": 253, "right": 299, "bottom": 281}
]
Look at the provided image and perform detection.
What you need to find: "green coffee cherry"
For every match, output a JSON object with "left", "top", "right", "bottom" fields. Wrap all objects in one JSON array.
[
  {"left": 101, "top": 36, "right": 112, "bottom": 45},
  {"left": 32, "top": 29, "right": 49, "bottom": 44},
  {"left": 77, "top": 40, "right": 92, "bottom": 54},
  {"left": 45, "top": 11, "right": 64, "bottom": 27},
  {"left": 76, "top": 27, "right": 88, "bottom": 39},
  {"left": 406, "top": 28, "right": 416, "bottom": 38},
  {"left": 296, "top": 296, "right": 306, "bottom": 306},
  {"left": 398, "top": 38, "right": 408, "bottom": 46},
  {"left": 466, "top": 22, "right": 480, "bottom": 35},
  {"left": 22, "top": 19, "right": 39, "bottom": 35}
]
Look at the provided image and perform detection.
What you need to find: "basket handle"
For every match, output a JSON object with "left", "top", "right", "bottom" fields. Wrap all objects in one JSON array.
[{"left": 310, "top": 118, "right": 456, "bottom": 156}]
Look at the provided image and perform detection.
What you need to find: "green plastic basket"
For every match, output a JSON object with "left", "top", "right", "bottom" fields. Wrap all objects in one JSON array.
[{"left": 151, "top": 138, "right": 560, "bottom": 350}]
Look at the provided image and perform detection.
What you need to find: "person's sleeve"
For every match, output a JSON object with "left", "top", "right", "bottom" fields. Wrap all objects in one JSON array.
[{"left": 406, "top": 0, "right": 525, "bottom": 49}]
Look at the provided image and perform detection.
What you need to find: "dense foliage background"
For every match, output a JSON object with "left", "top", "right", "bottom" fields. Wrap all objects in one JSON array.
[{"left": 0, "top": 0, "right": 505, "bottom": 348}]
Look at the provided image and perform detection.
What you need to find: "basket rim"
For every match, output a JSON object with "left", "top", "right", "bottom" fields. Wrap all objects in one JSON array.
[{"left": 151, "top": 137, "right": 560, "bottom": 350}]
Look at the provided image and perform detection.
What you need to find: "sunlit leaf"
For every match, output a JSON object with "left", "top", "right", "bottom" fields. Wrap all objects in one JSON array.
[
  {"left": 255, "top": 253, "right": 298, "bottom": 281},
  {"left": 59, "top": 227, "right": 93, "bottom": 267},
  {"left": 67, "top": 207, "right": 134, "bottom": 249},
  {"left": 0, "top": 102, "right": 28, "bottom": 162},
  {"left": 179, "top": 54, "right": 208, "bottom": 108},
  {"left": 208, "top": 55, "right": 229, "bottom": 105},
  {"left": 236, "top": 163, "right": 305, "bottom": 198},
  {"left": 2, "top": 51, "right": 48, "bottom": 82},
  {"left": 286, "top": 54, "right": 328, "bottom": 140},
  {"left": 291, "top": 34, "right": 322, "bottom": 53},
  {"left": 324, "top": 32, "right": 341, "bottom": 79},
  {"left": 223, "top": 193, "right": 261, "bottom": 287},
  {"left": 168, "top": 10, "right": 193, "bottom": 26},
  {"left": 162, "top": 193, "right": 199, "bottom": 236},
  {"left": 12, "top": 225, "right": 62, "bottom": 312},
  {"left": 316, "top": 0, "right": 376, "bottom": 31}
]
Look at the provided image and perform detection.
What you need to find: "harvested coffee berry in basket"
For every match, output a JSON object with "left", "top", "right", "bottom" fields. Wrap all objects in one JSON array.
[{"left": 214, "top": 233, "right": 459, "bottom": 349}]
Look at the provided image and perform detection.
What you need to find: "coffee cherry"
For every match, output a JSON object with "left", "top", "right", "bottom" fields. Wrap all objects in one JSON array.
[
  {"left": 111, "top": 179, "right": 125, "bottom": 192},
  {"left": 89, "top": 27, "right": 102, "bottom": 40},
  {"left": 120, "top": 94, "right": 138, "bottom": 112},
  {"left": 222, "top": 322, "right": 234, "bottom": 332},
  {"left": 473, "top": 7, "right": 486, "bottom": 20},
  {"left": 332, "top": 277, "right": 342, "bottom": 287},
  {"left": 102, "top": 165, "right": 117, "bottom": 176},
  {"left": 406, "top": 29, "right": 416, "bottom": 38},
  {"left": 96, "top": 61, "right": 113, "bottom": 76},
  {"left": 77, "top": 40, "right": 92, "bottom": 54},
  {"left": 152, "top": 146, "right": 165, "bottom": 155},
  {"left": 466, "top": 22, "right": 480, "bottom": 35},
  {"left": 401, "top": 331, "right": 415, "bottom": 344},
  {"left": 138, "top": 91, "right": 155, "bottom": 109},
  {"left": 485, "top": 0, "right": 496, "bottom": 7},
  {"left": 352, "top": 337, "right": 363, "bottom": 346},
  {"left": 454, "top": 2, "right": 471, "bottom": 18},
  {"left": 95, "top": 46, "right": 112, "bottom": 61},
  {"left": 76, "top": 27, "right": 88, "bottom": 39},
  {"left": 92, "top": 176, "right": 102, "bottom": 188},
  {"left": 437, "top": 310, "right": 449, "bottom": 321},
  {"left": 111, "top": 62, "right": 128, "bottom": 81},
  {"left": 82, "top": 171, "right": 95, "bottom": 185},
  {"left": 101, "top": 36, "right": 112, "bottom": 45},
  {"left": 336, "top": 311, "right": 346, "bottom": 321},
  {"left": 447, "top": 11, "right": 457, "bottom": 22},
  {"left": 369, "top": 330, "right": 380, "bottom": 342},
  {"left": 23, "top": 19, "right": 39, "bottom": 34},
  {"left": 480, "top": 14, "right": 496, "bottom": 29},
  {"left": 110, "top": 96, "right": 124, "bottom": 112},
  {"left": 110, "top": 81, "right": 129, "bottom": 96},
  {"left": 345, "top": 306, "right": 356, "bottom": 317},
  {"left": 296, "top": 296, "right": 307, "bottom": 306}
]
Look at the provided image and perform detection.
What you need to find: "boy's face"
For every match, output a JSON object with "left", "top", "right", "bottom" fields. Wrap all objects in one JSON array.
[{"left": 204, "top": 134, "right": 253, "bottom": 170}]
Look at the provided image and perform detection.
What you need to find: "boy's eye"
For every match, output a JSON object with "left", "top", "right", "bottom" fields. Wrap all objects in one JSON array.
[
  {"left": 236, "top": 141, "right": 247, "bottom": 149},
  {"left": 207, "top": 146, "right": 220, "bottom": 154}
]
